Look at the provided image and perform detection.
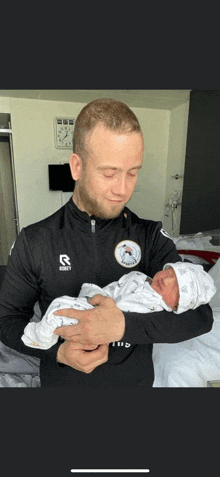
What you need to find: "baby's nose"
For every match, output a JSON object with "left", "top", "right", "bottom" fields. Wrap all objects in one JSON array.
[{"left": 163, "top": 276, "right": 174, "bottom": 286}]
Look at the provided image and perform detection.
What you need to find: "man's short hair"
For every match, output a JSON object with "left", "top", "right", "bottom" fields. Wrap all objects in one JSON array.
[{"left": 73, "top": 98, "right": 142, "bottom": 159}]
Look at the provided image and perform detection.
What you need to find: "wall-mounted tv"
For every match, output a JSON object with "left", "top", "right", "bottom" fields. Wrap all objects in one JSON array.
[{"left": 48, "top": 164, "right": 75, "bottom": 192}]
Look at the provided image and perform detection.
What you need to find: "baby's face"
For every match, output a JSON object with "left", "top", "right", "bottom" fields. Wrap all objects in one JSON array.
[{"left": 151, "top": 267, "right": 179, "bottom": 310}]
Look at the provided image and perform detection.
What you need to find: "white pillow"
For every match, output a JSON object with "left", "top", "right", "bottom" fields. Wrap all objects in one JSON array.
[{"left": 208, "top": 258, "right": 220, "bottom": 308}]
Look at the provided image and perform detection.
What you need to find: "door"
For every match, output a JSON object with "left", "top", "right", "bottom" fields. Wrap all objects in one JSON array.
[
  {"left": 0, "top": 133, "right": 19, "bottom": 265},
  {"left": 180, "top": 90, "right": 220, "bottom": 234}
]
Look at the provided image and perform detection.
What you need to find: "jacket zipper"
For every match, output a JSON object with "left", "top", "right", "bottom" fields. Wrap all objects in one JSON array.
[
  {"left": 91, "top": 219, "right": 96, "bottom": 233},
  {"left": 90, "top": 218, "right": 100, "bottom": 281}
]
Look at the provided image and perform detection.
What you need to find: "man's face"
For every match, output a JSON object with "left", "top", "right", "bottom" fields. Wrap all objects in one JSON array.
[{"left": 71, "top": 124, "right": 144, "bottom": 219}]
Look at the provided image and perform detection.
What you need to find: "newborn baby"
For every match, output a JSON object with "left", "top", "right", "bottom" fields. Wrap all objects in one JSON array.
[
  {"left": 148, "top": 266, "right": 179, "bottom": 310},
  {"left": 21, "top": 262, "right": 216, "bottom": 349}
]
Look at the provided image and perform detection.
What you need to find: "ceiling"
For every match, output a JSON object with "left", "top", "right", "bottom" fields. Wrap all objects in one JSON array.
[{"left": 0, "top": 89, "right": 191, "bottom": 111}]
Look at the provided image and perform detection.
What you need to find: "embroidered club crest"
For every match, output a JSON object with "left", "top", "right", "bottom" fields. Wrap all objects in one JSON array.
[{"left": 114, "top": 240, "right": 141, "bottom": 268}]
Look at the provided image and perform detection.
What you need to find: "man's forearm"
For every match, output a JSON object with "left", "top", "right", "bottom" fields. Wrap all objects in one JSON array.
[{"left": 122, "top": 304, "right": 213, "bottom": 345}]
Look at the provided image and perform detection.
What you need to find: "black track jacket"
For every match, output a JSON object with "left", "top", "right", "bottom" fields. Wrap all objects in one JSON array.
[{"left": 0, "top": 198, "right": 213, "bottom": 386}]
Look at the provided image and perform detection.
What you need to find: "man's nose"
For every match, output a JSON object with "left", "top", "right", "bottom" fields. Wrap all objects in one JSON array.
[{"left": 112, "top": 175, "right": 127, "bottom": 196}]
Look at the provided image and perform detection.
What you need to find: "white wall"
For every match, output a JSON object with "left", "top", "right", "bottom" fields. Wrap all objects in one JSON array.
[
  {"left": 0, "top": 95, "right": 189, "bottom": 233},
  {"left": 128, "top": 108, "right": 170, "bottom": 221},
  {"left": 162, "top": 102, "right": 190, "bottom": 235},
  {"left": 9, "top": 97, "right": 84, "bottom": 230}
]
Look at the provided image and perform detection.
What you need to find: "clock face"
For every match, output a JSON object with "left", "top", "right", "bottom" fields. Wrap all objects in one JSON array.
[{"left": 55, "top": 118, "right": 75, "bottom": 148}]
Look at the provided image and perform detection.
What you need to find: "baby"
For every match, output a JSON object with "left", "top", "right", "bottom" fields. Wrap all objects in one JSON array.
[{"left": 21, "top": 262, "right": 216, "bottom": 350}]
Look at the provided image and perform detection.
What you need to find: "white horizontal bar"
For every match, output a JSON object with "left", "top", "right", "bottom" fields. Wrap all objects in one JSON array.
[
  {"left": 0, "top": 129, "right": 12, "bottom": 133},
  {"left": 71, "top": 471, "right": 150, "bottom": 473}
]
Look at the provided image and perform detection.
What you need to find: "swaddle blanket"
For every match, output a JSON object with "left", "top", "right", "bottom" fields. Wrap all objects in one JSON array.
[
  {"left": 21, "top": 297, "right": 93, "bottom": 349},
  {"left": 21, "top": 264, "right": 216, "bottom": 350}
]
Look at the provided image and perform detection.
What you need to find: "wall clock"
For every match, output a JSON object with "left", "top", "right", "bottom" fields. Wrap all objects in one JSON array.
[{"left": 54, "top": 118, "right": 75, "bottom": 149}]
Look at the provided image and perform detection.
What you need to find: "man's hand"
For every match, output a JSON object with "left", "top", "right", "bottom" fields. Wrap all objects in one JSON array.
[
  {"left": 54, "top": 295, "right": 125, "bottom": 345},
  {"left": 57, "top": 340, "right": 109, "bottom": 373}
]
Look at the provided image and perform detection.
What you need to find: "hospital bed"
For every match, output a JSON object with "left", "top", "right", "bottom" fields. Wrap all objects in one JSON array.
[
  {"left": 153, "top": 230, "right": 220, "bottom": 387},
  {"left": 1, "top": 230, "right": 220, "bottom": 387},
  {"left": 0, "top": 302, "right": 41, "bottom": 387}
]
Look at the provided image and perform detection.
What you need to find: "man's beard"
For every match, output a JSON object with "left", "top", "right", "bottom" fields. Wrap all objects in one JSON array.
[{"left": 75, "top": 181, "right": 126, "bottom": 219}]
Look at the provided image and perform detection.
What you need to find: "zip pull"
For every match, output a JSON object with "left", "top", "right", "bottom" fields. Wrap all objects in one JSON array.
[{"left": 91, "top": 219, "right": 96, "bottom": 233}]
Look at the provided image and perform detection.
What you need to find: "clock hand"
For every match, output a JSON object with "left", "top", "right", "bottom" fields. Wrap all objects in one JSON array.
[{"left": 61, "top": 132, "right": 68, "bottom": 142}]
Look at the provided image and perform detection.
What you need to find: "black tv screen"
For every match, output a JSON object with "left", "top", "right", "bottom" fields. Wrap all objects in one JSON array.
[{"left": 48, "top": 164, "right": 75, "bottom": 192}]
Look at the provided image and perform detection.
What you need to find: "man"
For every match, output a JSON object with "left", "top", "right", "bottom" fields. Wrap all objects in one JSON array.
[{"left": 0, "top": 98, "right": 213, "bottom": 387}]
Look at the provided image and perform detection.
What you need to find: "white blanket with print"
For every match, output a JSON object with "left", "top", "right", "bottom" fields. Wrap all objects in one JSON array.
[{"left": 21, "top": 263, "right": 216, "bottom": 350}]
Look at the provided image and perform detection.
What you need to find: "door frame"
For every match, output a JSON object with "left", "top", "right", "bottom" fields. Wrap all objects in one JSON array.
[{"left": 8, "top": 120, "right": 20, "bottom": 235}]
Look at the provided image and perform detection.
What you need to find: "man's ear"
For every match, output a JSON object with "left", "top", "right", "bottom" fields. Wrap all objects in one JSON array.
[{"left": 69, "top": 153, "right": 83, "bottom": 180}]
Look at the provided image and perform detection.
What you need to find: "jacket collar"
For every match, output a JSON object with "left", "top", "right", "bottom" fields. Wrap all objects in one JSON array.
[{"left": 66, "top": 197, "right": 131, "bottom": 232}]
